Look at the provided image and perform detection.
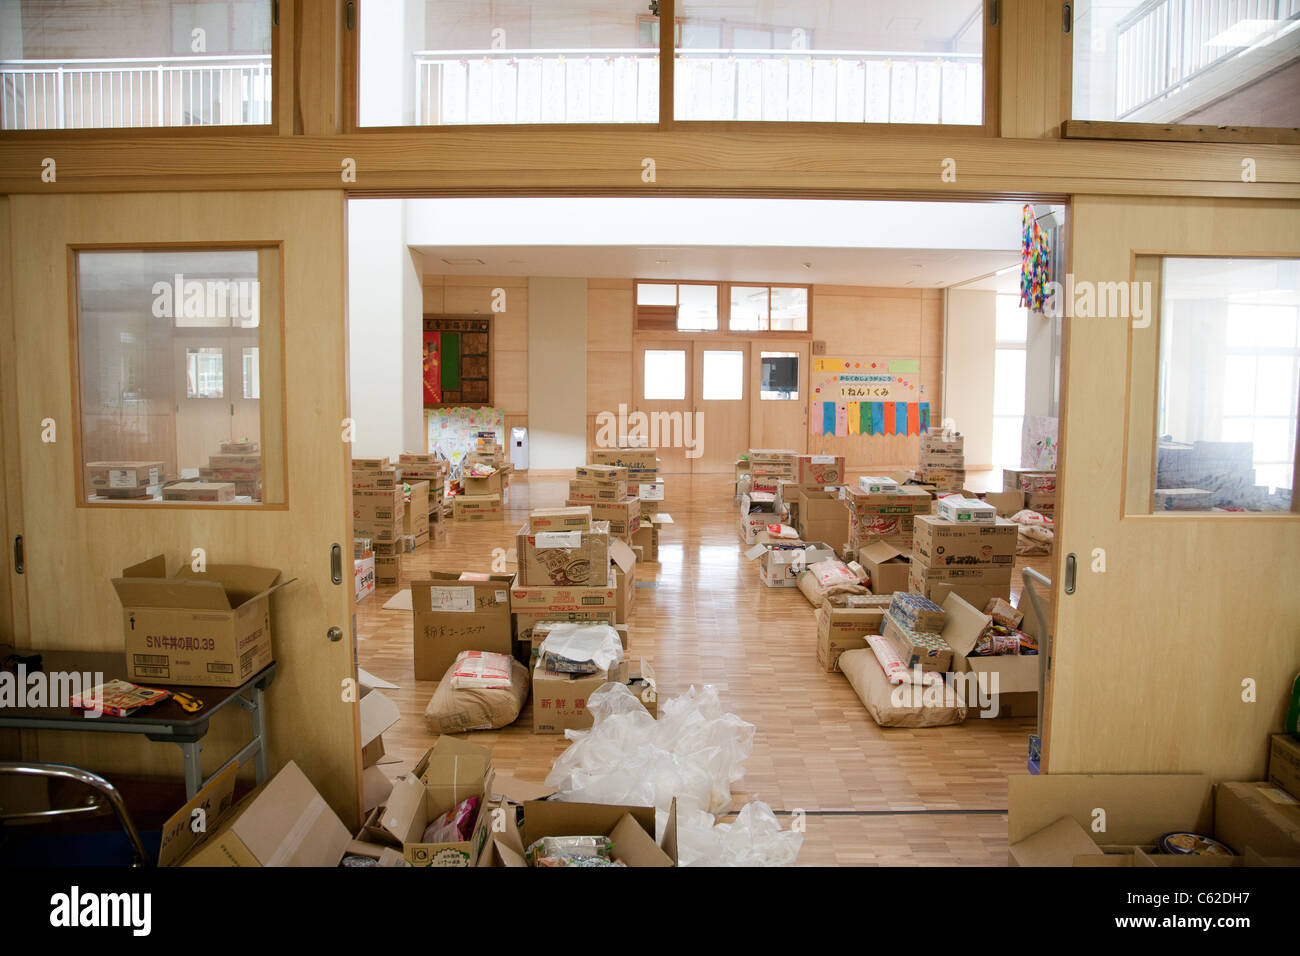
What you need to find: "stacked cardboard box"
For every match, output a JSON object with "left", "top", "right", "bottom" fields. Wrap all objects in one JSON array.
[
  {"left": 200, "top": 440, "right": 263, "bottom": 500},
  {"left": 1003, "top": 467, "right": 1056, "bottom": 516},
  {"left": 354, "top": 537, "right": 376, "bottom": 604},
  {"left": 515, "top": 510, "right": 611, "bottom": 588},
  {"left": 747, "top": 448, "right": 797, "bottom": 495},
  {"left": 739, "top": 492, "right": 777, "bottom": 545},
  {"left": 792, "top": 454, "right": 847, "bottom": 542},
  {"left": 908, "top": 513, "right": 1018, "bottom": 609},
  {"left": 353, "top": 458, "right": 403, "bottom": 585},
  {"left": 815, "top": 598, "right": 891, "bottom": 672},
  {"left": 510, "top": 569, "right": 620, "bottom": 667},
  {"left": 530, "top": 623, "right": 655, "bottom": 734},
  {"left": 85, "top": 460, "right": 167, "bottom": 500},
  {"left": 843, "top": 487, "right": 931, "bottom": 556},
  {"left": 397, "top": 453, "right": 447, "bottom": 523},
  {"left": 911, "top": 430, "right": 965, "bottom": 492},
  {"left": 402, "top": 480, "right": 431, "bottom": 549},
  {"left": 591, "top": 449, "right": 668, "bottom": 560},
  {"left": 566, "top": 464, "right": 641, "bottom": 541}
]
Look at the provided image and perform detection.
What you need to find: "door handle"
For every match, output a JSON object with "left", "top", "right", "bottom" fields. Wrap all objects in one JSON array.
[
  {"left": 1064, "top": 553, "right": 1077, "bottom": 595},
  {"left": 330, "top": 543, "right": 343, "bottom": 585},
  {"left": 13, "top": 535, "right": 23, "bottom": 574},
  {"left": 326, "top": 626, "right": 342, "bottom": 643}
]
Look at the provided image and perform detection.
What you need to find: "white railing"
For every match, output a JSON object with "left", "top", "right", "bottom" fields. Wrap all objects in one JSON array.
[
  {"left": 414, "top": 48, "right": 982, "bottom": 126},
  {"left": 0, "top": 54, "right": 272, "bottom": 130},
  {"left": 1115, "top": 0, "right": 1300, "bottom": 118}
]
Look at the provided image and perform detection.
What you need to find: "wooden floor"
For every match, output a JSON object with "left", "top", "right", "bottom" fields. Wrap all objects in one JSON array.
[{"left": 355, "top": 471, "right": 1050, "bottom": 866}]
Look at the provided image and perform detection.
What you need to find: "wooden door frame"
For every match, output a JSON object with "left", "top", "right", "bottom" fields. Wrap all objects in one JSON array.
[{"left": 691, "top": 339, "right": 750, "bottom": 474}]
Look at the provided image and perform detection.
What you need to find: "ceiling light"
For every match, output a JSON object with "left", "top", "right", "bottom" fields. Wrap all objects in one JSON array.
[{"left": 1205, "top": 19, "right": 1280, "bottom": 47}]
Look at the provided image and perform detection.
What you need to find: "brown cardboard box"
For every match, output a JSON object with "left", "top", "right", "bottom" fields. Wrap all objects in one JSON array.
[
  {"left": 796, "top": 454, "right": 846, "bottom": 487},
  {"left": 374, "top": 552, "right": 400, "bottom": 586},
  {"left": 516, "top": 799, "right": 677, "bottom": 866},
  {"left": 1003, "top": 468, "right": 1054, "bottom": 493},
  {"left": 462, "top": 471, "right": 503, "bottom": 496},
  {"left": 844, "top": 487, "right": 931, "bottom": 516},
  {"left": 113, "top": 555, "right": 287, "bottom": 687},
  {"left": 567, "top": 478, "right": 629, "bottom": 502},
  {"left": 453, "top": 494, "right": 501, "bottom": 520},
  {"left": 880, "top": 612, "right": 953, "bottom": 672},
  {"left": 410, "top": 572, "right": 514, "bottom": 680},
  {"left": 1007, "top": 773, "right": 1215, "bottom": 866},
  {"left": 576, "top": 463, "right": 628, "bottom": 482},
  {"left": 610, "top": 538, "right": 637, "bottom": 624},
  {"left": 797, "top": 488, "right": 849, "bottom": 545},
  {"left": 858, "top": 540, "right": 911, "bottom": 594},
  {"left": 816, "top": 603, "right": 886, "bottom": 672},
  {"left": 352, "top": 467, "right": 399, "bottom": 492},
  {"left": 567, "top": 497, "right": 640, "bottom": 538},
  {"left": 1268, "top": 734, "right": 1300, "bottom": 799},
  {"left": 514, "top": 610, "right": 619, "bottom": 655},
  {"left": 911, "top": 515, "right": 1018, "bottom": 569},
  {"left": 527, "top": 506, "right": 592, "bottom": 532},
  {"left": 752, "top": 541, "right": 837, "bottom": 589},
  {"left": 1214, "top": 781, "right": 1300, "bottom": 857},
  {"left": 86, "top": 460, "right": 166, "bottom": 491},
  {"left": 403, "top": 480, "right": 430, "bottom": 538},
  {"left": 509, "top": 569, "right": 618, "bottom": 612},
  {"left": 364, "top": 737, "right": 496, "bottom": 866},
  {"left": 354, "top": 487, "right": 403, "bottom": 523},
  {"left": 1008, "top": 817, "right": 1104, "bottom": 868},
  {"left": 964, "top": 489, "right": 1025, "bottom": 517},
  {"left": 162, "top": 481, "right": 236, "bottom": 503},
  {"left": 916, "top": 579, "right": 1010, "bottom": 611},
  {"left": 984, "top": 596, "right": 1024, "bottom": 628},
  {"left": 516, "top": 521, "right": 611, "bottom": 587},
  {"left": 1025, "top": 492, "right": 1056, "bottom": 515},
  {"left": 532, "top": 657, "right": 656, "bottom": 734},
  {"left": 940, "top": 592, "right": 1040, "bottom": 718},
  {"left": 909, "top": 559, "right": 1013, "bottom": 589},
  {"left": 178, "top": 761, "right": 350, "bottom": 867},
  {"left": 633, "top": 521, "right": 660, "bottom": 561}
]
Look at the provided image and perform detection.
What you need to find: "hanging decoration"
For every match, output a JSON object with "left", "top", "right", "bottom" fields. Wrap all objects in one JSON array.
[
  {"left": 810, "top": 357, "right": 929, "bottom": 438},
  {"left": 1020, "top": 203, "right": 1052, "bottom": 314}
]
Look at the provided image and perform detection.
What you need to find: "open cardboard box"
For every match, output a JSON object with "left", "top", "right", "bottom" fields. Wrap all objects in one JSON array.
[
  {"left": 858, "top": 540, "right": 911, "bottom": 594},
  {"left": 744, "top": 538, "right": 837, "bottom": 588},
  {"left": 113, "top": 554, "right": 293, "bottom": 687},
  {"left": 940, "top": 592, "right": 1040, "bottom": 719},
  {"left": 815, "top": 602, "right": 886, "bottom": 673},
  {"left": 609, "top": 537, "right": 637, "bottom": 623},
  {"left": 485, "top": 798, "right": 679, "bottom": 867}
]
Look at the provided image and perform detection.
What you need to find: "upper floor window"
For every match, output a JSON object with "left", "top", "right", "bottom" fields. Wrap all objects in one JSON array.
[{"left": 0, "top": 0, "right": 272, "bottom": 131}]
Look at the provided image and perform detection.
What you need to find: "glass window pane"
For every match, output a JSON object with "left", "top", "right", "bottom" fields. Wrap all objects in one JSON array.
[
  {"left": 996, "top": 294, "right": 1028, "bottom": 344},
  {"left": 636, "top": 282, "right": 677, "bottom": 306},
  {"left": 770, "top": 287, "right": 808, "bottom": 331},
  {"left": 760, "top": 351, "right": 799, "bottom": 400},
  {"left": 994, "top": 349, "right": 1026, "bottom": 417},
  {"left": 677, "top": 284, "right": 718, "bottom": 331},
  {"left": 992, "top": 416, "right": 1023, "bottom": 470},
  {"left": 1, "top": 0, "right": 272, "bottom": 130},
  {"left": 730, "top": 286, "right": 769, "bottom": 331},
  {"left": 76, "top": 248, "right": 275, "bottom": 505},
  {"left": 1072, "top": 0, "right": 1300, "bottom": 126},
  {"left": 701, "top": 350, "right": 744, "bottom": 400},
  {"left": 359, "top": 0, "right": 659, "bottom": 126},
  {"left": 1156, "top": 257, "right": 1300, "bottom": 508},
  {"left": 644, "top": 349, "right": 686, "bottom": 400},
  {"left": 675, "top": 0, "right": 983, "bottom": 124}
]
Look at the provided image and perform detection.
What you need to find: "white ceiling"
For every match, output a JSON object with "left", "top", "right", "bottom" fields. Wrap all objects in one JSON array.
[{"left": 412, "top": 244, "right": 1021, "bottom": 288}]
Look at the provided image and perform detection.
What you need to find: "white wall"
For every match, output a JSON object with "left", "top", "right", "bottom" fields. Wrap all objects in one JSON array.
[
  {"left": 527, "top": 277, "right": 588, "bottom": 470},
  {"left": 1025, "top": 309, "right": 1056, "bottom": 420},
  {"left": 347, "top": 199, "right": 425, "bottom": 459},
  {"left": 944, "top": 289, "right": 997, "bottom": 469}
]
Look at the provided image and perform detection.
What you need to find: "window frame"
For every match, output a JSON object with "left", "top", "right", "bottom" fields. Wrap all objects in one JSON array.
[
  {"left": 67, "top": 240, "right": 288, "bottom": 511},
  {"left": 635, "top": 278, "right": 814, "bottom": 337}
]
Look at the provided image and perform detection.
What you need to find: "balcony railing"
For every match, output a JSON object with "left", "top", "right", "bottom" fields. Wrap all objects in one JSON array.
[
  {"left": 1115, "top": 0, "right": 1300, "bottom": 118},
  {"left": 0, "top": 54, "right": 272, "bottom": 130},
  {"left": 414, "top": 48, "right": 982, "bottom": 126}
]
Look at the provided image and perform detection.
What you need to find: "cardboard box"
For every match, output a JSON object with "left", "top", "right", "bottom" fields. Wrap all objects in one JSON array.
[
  {"left": 961, "top": 489, "right": 1025, "bottom": 517},
  {"left": 516, "top": 521, "right": 611, "bottom": 588},
  {"left": 1214, "top": 781, "right": 1300, "bottom": 857},
  {"left": 567, "top": 478, "right": 628, "bottom": 502},
  {"left": 1007, "top": 773, "right": 1215, "bottom": 866},
  {"left": 354, "top": 486, "right": 403, "bottom": 521},
  {"left": 1003, "top": 468, "right": 1053, "bottom": 493},
  {"left": 374, "top": 552, "right": 399, "bottom": 587},
  {"left": 355, "top": 554, "right": 376, "bottom": 603},
  {"left": 533, "top": 657, "right": 656, "bottom": 734},
  {"left": 527, "top": 506, "right": 591, "bottom": 531},
  {"left": 796, "top": 454, "right": 845, "bottom": 487},
  {"left": 746, "top": 540, "right": 838, "bottom": 588},
  {"left": 739, "top": 492, "right": 777, "bottom": 544},
  {"left": 797, "top": 488, "right": 849, "bottom": 546},
  {"left": 857, "top": 476, "right": 899, "bottom": 494},
  {"left": 453, "top": 494, "right": 501, "bottom": 520},
  {"left": 410, "top": 572, "right": 514, "bottom": 680},
  {"left": 984, "top": 597, "right": 1023, "bottom": 628},
  {"left": 178, "top": 761, "right": 350, "bottom": 867},
  {"left": 366, "top": 737, "right": 496, "bottom": 866},
  {"left": 462, "top": 471, "right": 503, "bottom": 496},
  {"left": 86, "top": 460, "right": 165, "bottom": 491},
  {"left": 633, "top": 521, "right": 660, "bottom": 561},
  {"left": 590, "top": 448, "right": 659, "bottom": 474},
  {"left": 941, "top": 592, "right": 1040, "bottom": 717},
  {"left": 575, "top": 463, "right": 628, "bottom": 482},
  {"left": 1268, "top": 734, "right": 1300, "bottom": 799},
  {"left": 858, "top": 540, "right": 911, "bottom": 595},
  {"left": 509, "top": 569, "right": 618, "bottom": 612},
  {"left": 160, "top": 481, "right": 236, "bottom": 503},
  {"left": 1008, "top": 817, "right": 1104, "bottom": 868},
  {"left": 568, "top": 496, "right": 640, "bottom": 538},
  {"left": 844, "top": 486, "right": 931, "bottom": 516},
  {"left": 911, "top": 515, "right": 1018, "bottom": 568},
  {"left": 113, "top": 555, "right": 287, "bottom": 687},
  {"left": 610, "top": 538, "right": 637, "bottom": 624},
  {"left": 816, "top": 603, "right": 886, "bottom": 672},
  {"left": 514, "top": 609, "right": 618, "bottom": 652},
  {"left": 403, "top": 480, "right": 430, "bottom": 538},
  {"left": 880, "top": 612, "right": 953, "bottom": 673},
  {"left": 351, "top": 467, "right": 399, "bottom": 491},
  {"left": 516, "top": 799, "right": 677, "bottom": 867},
  {"left": 936, "top": 495, "right": 997, "bottom": 524},
  {"left": 914, "top": 577, "right": 1011, "bottom": 611}
]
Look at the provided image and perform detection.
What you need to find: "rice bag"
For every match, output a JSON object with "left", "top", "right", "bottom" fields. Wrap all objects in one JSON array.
[
  {"left": 449, "top": 650, "right": 517, "bottom": 690},
  {"left": 809, "top": 559, "right": 858, "bottom": 589}
]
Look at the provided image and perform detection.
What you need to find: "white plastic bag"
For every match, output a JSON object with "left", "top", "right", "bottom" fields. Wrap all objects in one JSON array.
[
  {"left": 669, "top": 799, "right": 804, "bottom": 867},
  {"left": 536, "top": 623, "right": 623, "bottom": 674}
]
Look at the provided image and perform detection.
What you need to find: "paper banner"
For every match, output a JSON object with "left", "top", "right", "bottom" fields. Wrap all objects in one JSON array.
[
  {"left": 848, "top": 402, "right": 861, "bottom": 435},
  {"left": 893, "top": 402, "right": 906, "bottom": 436},
  {"left": 889, "top": 359, "right": 920, "bottom": 374},
  {"left": 907, "top": 403, "right": 919, "bottom": 435},
  {"left": 920, "top": 402, "right": 931, "bottom": 432},
  {"left": 822, "top": 400, "right": 836, "bottom": 436},
  {"left": 835, "top": 403, "right": 848, "bottom": 437},
  {"left": 871, "top": 402, "right": 884, "bottom": 435},
  {"left": 883, "top": 403, "right": 895, "bottom": 435},
  {"left": 859, "top": 402, "right": 871, "bottom": 435}
]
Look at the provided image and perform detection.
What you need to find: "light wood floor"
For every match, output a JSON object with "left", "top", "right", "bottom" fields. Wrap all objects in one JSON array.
[{"left": 355, "top": 471, "right": 1050, "bottom": 866}]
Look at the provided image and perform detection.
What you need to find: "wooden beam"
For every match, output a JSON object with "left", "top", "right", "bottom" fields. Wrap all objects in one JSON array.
[{"left": 1064, "top": 120, "right": 1300, "bottom": 146}]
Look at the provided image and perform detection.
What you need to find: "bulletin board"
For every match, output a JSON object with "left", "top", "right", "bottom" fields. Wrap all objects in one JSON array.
[
  {"left": 810, "top": 357, "right": 931, "bottom": 437},
  {"left": 424, "top": 316, "right": 491, "bottom": 406},
  {"left": 425, "top": 406, "right": 505, "bottom": 475}
]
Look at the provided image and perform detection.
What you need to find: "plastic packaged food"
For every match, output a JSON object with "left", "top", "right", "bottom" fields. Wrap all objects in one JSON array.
[
  {"left": 1159, "top": 832, "right": 1234, "bottom": 856},
  {"left": 421, "top": 796, "right": 480, "bottom": 844},
  {"left": 525, "top": 834, "right": 613, "bottom": 866},
  {"left": 809, "top": 559, "right": 858, "bottom": 589}
]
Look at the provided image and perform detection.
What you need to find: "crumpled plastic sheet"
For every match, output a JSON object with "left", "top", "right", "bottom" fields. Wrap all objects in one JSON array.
[{"left": 544, "top": 682, "right": 802, "bottom": 866}]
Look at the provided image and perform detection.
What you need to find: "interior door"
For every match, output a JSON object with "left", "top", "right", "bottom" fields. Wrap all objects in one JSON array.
[
  {"left": 749, "top": 341, "right": 809, "bottom": 455},
  {"left": 1045, "top": 195, "right": 1300, "bottom": 783},
  {"left": 633, "top": 340, "right": 693, "bottom": 474},
  {"left": 692, "top": 342, "right": 750, "bottom": 474},
  {"left": 3, "top": 191, "right": 362, "bottom": 822}
]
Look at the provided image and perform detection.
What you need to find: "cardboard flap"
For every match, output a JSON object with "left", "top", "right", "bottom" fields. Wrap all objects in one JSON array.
[
  {"left": 230, "top": 761, "right": 350, "bottom": 867},
  {"left": 660, "top": 797, "right": 679, "bottom": 863},
  {"left": 359, "top": 689, "right": 400, "bottom": 747},
  {"left": 381, "top": 775, "right": 429, "bottom": 844},
  {"left": 123, "top": 554, "right": 168, "bottom": 579},
  {"left": 522, "top": 800, "right": 657, "bottom": 849},
  {"left": 491, "top": 774, "right": 558, "bottom": 803},
  {"left": 111, "top": 576, "right": 233, "bottom": 611},
  {"left": 174, "top": 563, "right": 282, "bottom": 606},
  {"left": 1008, "top": 774, "right": 1214, "bottom": 846},
  {"left": 356, "top": 667, "right": 399, "bottom": 692},
  {"left": 610, "top": 812, "right": 674, "bottom": 867},
  {"left": 859, "top": 540, "right": 907, "bottom": 565},
  {"left": 608, "top": 538, "right": 637, "bottom": 573},
  {"left": 363, "top": 765, "right": 395, "bottom": 813},
  {"left": 158, "top": 761, "right": 240, "bottom": 867},
  {"left": 940, "top": 592, "right": 994, "bottom": 657},
  {"left": 1009, "top": 816, "right": 1103, "bottom": 867}
]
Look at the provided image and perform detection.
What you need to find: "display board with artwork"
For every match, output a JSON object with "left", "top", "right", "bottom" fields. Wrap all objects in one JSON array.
[
  {"left": 425, "top": 406, "right": 505, "bottom": 476},
  {"left": 810, "top": 356, "right": 930, "bottom": 437},
  {"left": 423, "top": 316, "right": 491, "bottom": 406}
]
